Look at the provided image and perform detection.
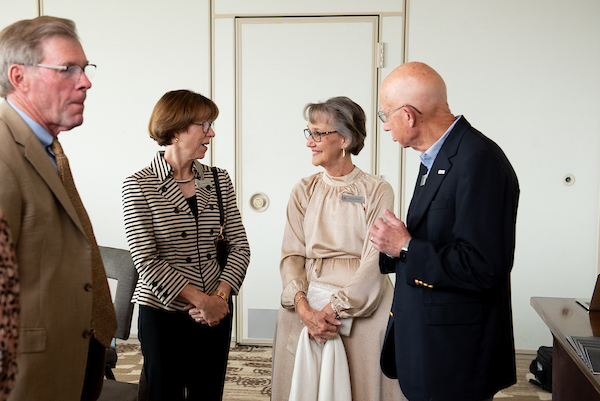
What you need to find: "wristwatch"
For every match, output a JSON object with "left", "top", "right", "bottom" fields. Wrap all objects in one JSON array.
[
  {"left": 211, "top": 289, "right": 229, "bottom": 303},
  {"left": 399, "top": 238, "right": 412, "bottom": 263}
]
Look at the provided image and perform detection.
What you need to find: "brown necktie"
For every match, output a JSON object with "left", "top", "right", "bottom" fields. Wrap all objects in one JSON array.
[{"left": 51, "top": 138, "right": 117, "bottom": 348}]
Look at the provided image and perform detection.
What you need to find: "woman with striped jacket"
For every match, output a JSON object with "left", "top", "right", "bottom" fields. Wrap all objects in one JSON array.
[{"left": 122, "top": 90, "right": 250, "bottom": 401}]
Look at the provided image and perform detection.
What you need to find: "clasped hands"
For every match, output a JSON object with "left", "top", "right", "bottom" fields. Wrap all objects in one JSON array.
[
  {"left": 296, "top": 299, "right": 341, "bottom": 344},
  {"left": 369, "top": 209, "right": 411, "bottom": 257},
  {"left": 183, "top": 294, "right": 229, "bottom": 327}
]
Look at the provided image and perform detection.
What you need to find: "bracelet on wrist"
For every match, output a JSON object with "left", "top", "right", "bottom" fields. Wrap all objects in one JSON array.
[
  {"left": 331, "top": 300, "right": 341, "bottom": 320},
  {"left": 294, "top": 293, "right": 307, "bottom": 311},
  {"left": 211, "top": 289, "right": 229, "bottom": 303}
]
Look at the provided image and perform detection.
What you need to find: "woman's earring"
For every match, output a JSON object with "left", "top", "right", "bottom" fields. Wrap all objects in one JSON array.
[
  {"left": 343, "top": 148, "right": 346, "bottom": 158},
  {"left": 175, "top": 137, "right": 179, "bottom": 143}
]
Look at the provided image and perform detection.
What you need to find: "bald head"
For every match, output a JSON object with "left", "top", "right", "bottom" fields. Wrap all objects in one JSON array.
[
  {"left": 379, "top": 62, "right": 455, "bottom": 151},
  {"left": 380, "top": 62, "right": 449, "bottom": 115}
]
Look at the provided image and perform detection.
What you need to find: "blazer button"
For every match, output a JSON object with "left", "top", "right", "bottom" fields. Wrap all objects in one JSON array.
[
  {"left": 186, "top": 257, "right": 192, "bottom": 263},
  {"left": 174, "top": 207, "right": 180, "bottom": 213},
  {"left": 210, "top": 204, "right": 214, "bottom": 210},
  {"left": 84, "top": 283, "right": 93, "bottom": 292},
  {"left": 390, "top": 311, "right": 394, "bottom": 317},
  {"left": 207, "top": 253, "right": 211, "bottom": 260},
  {"left": 161, "top": 186, "right": 167, "bottom": 192},
  {"left": 181, "top": 232, "right": 187, "bottom": 238}
]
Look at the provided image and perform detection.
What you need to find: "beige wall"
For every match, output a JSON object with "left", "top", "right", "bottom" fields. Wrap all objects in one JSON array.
[{"left": 405, "top": 0, "right": 600, "bottom": 350}]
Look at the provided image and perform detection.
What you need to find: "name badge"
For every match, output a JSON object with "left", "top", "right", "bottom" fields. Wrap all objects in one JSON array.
[
  {"left": 195, "top": 179, "right": 211, "bottom": 188},
  {"left": 341, "top": 194, "right": 364, "bottom": 204}
]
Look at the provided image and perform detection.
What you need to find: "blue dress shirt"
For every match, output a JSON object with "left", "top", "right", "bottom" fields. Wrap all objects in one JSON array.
[{"left": 6, "top": 98, "right": 57, "bottom": 170}]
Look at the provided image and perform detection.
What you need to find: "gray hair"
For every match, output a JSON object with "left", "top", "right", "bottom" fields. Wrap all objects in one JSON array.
[
  {"left": 0, "top": 16, "right": 79, "bottom": 97},
  {"left": 303, "top": 96, "right": 367, "bottom": 155}
]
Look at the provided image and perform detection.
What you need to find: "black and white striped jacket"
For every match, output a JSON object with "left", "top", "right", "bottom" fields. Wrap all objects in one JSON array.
[{"left": 122, "top": 152, "right": 250, "bottom": 311}]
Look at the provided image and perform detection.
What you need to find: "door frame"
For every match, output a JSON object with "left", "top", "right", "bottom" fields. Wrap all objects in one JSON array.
[{"left": 233, "top": 15, "right": 382, "bottom": 345}]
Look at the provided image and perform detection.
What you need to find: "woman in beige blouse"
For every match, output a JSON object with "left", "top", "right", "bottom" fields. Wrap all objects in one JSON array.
[{"left": 271, "top": 97, "right": 405, "bottom": 400}]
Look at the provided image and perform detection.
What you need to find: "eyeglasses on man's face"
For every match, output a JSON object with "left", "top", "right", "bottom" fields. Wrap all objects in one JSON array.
[
  {"left": 20, "top": 63, "right": 97, "bottom": 80},
  {"left": 192, "top": 121, "right": 214, "bottom": 133},
  {"left": 377, "top": 104, "right": 422, "bottom": 123},
  {"left": 304, "top": 128, "right": 337, "bottom": 142}
]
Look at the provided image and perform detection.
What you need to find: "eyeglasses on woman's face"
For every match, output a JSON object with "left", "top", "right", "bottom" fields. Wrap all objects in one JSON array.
[
  {"left": 192, "top": 121, "right": 214, "bottom": 133},
  {"left": 304, "top": 128, "right": 337, "bottom": 142}
]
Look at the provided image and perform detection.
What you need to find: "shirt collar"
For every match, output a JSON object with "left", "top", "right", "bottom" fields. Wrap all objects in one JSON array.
[
  {"left": 150, "top": 151, "right": 204, "bottom": 183},
  {"left": 420, "top": 115, "right": 462, "bottom": 175},
  {"left": 6, "top": 98, "right": 54, "bottom": 149}
]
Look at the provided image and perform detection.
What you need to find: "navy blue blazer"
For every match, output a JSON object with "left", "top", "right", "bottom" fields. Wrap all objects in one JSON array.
[{"left": 380, "top": 117, "right": 519, "bottom": 401}]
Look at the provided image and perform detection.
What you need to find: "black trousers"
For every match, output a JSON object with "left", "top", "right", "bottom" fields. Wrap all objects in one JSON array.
[
  {"left": 139, "top": 305, "right": 232, "bottom": 401},
  {"left": 80, "top": 337, "right": 106, "bottom": 401}
]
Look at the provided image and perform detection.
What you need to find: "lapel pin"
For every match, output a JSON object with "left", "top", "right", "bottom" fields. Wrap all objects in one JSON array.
[{"left": 438, "top": 169, "right": 446, "bottom": 175}]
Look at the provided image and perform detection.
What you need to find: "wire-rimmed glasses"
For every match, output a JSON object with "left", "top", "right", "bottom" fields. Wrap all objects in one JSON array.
[
  {"left": 20, "top": 63, "right": 97, "bottom": 80},
  {"left": 304, "top": 128, "right": 337, "bottom": 142},
  {"left": 378, "top": 104, "right": 422, "bottom": 123}
]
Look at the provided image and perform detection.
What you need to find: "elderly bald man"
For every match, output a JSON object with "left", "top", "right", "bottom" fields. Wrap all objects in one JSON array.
[{"left": 370, "top": 62, "right": 519, "bottom": 401}]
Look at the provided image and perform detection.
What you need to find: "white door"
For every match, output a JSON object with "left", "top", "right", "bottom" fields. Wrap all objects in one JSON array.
[{"left": 235, "top": 16, "right": 381, "bottom": 344}]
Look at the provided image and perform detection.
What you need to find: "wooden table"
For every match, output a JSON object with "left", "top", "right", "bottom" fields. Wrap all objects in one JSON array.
[{"left": 531, "top": 297, "right": 600, "bottom": 401}]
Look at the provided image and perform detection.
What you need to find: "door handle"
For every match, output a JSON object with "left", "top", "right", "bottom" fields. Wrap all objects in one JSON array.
[{"left": 249, "top": 192, "right": 269, "bottom": 212}]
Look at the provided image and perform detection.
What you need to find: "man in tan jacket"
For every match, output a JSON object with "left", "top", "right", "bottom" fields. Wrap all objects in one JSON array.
[{"left": 0, "top": 16, "right": 116, "bottom": 400}]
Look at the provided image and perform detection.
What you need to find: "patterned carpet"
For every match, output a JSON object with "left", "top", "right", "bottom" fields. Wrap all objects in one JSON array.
[
  {"left": 114, "top": 343, "right": 272, "bottom": 400},
  {"left": 113, "top": 343, "right": 551, "bottom": 400}
]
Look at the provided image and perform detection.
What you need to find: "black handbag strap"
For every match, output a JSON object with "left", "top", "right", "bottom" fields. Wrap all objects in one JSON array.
[{"left": 211, "top": 167, "right": 225, "bottom": 232}]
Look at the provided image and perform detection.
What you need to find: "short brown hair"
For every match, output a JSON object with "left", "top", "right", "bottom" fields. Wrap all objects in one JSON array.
[
  {"left": 0, "top": 16, "right": 78, "bottom": 97},
  {"left": 303, "top": 96, "right": 367, "bottom": 155},
  {"left": 149, "top": 90, "right": 219, "bottom": 146}
]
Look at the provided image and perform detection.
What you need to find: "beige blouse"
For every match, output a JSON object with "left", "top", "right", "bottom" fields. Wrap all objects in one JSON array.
[{"left": 280, "top": 166, "right": 394, "bottom": 320}]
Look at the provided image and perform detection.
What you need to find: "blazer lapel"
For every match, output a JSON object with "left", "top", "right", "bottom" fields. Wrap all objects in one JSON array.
[
  {"left": 151, "top": 152, "right": 191, "bottom": 215},
  {"left": 194, "top": 161, "right": 210, "bottom": 215},
  {"left": 406, "top": 117, "right": 470, "bottom": 231},
  {"left": 1, "top": 102, "right": 86, "bottom": 235},
  {"left": 151, "top": 153, "right": 211, "bottom": 218},
  {"left": 24, "top": 138, "right": 87, "bottom": 234},
  {"left": 406, "top": 158, "right": 453, "bottom": 231}
]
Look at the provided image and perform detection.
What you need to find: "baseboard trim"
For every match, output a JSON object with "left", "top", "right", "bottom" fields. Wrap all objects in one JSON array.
[{"left": 516, "top": 349, "right": 537, "bottom": 359}]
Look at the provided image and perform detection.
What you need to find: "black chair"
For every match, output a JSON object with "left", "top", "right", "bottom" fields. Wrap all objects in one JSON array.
[{"left": 97, "top": 246, "right": 139, "bottom": 401}]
